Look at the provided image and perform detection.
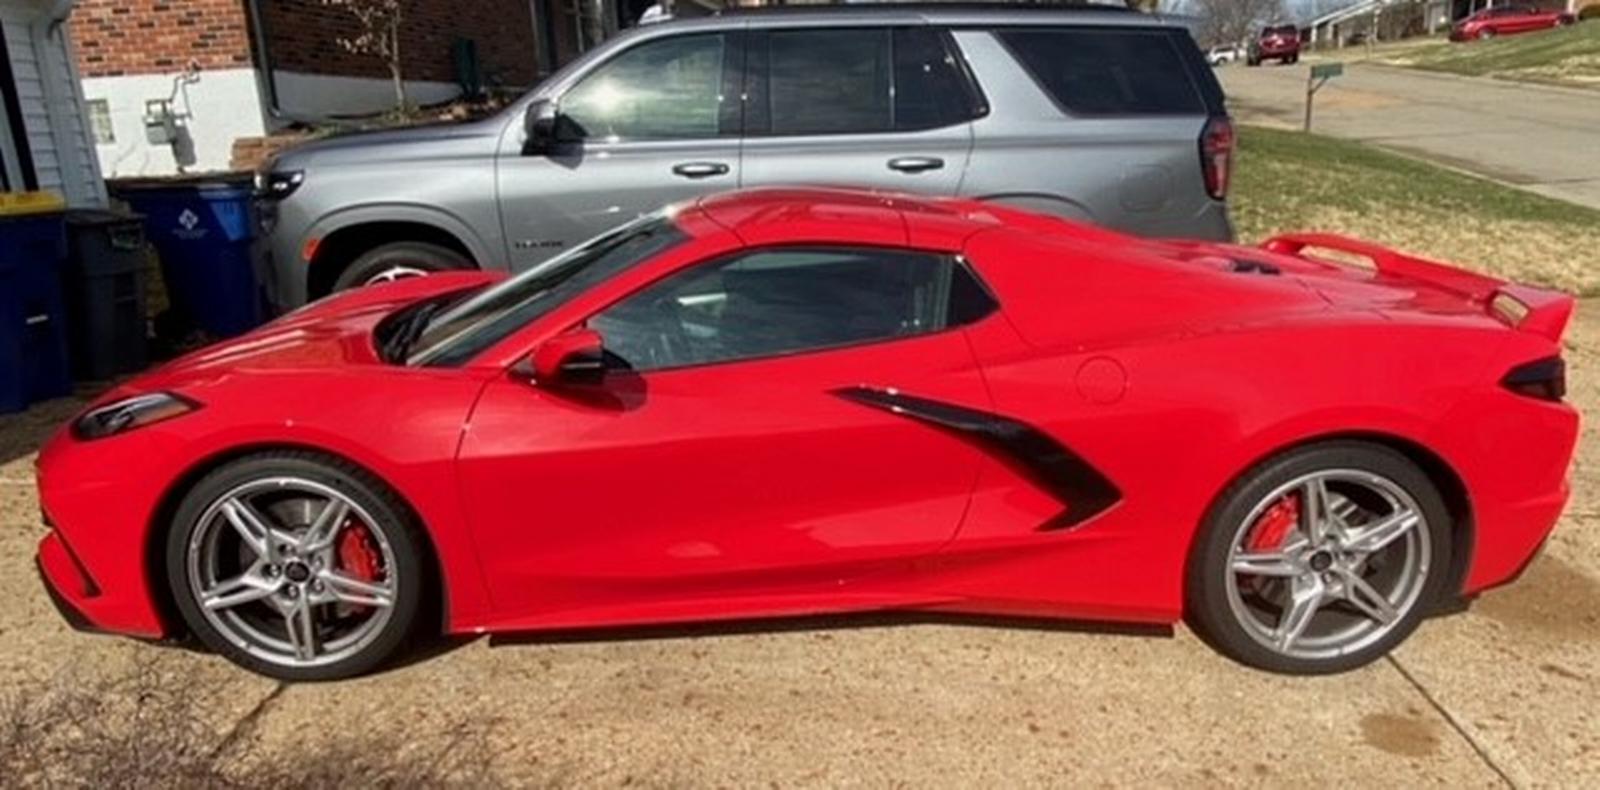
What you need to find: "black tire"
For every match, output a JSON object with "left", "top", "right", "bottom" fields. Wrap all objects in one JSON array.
[
  {"left": 165, "top": 451, "right": 428, "bottom": 681},
  {"left": 1479, "top": 28, "right": 1496, "bottom": 40},
  {"left": 332, "top": 241, "right": 472, "bottom": 293},
  {"left": 1186, "top": 441, "right": 1453, "bottom": 675}
]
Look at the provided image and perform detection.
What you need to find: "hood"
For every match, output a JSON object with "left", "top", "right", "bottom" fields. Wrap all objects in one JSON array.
[
  {"left": 270, "top": 116, "right": 507, "bottom": 170},
  {"left": 134, "top": 272, "right": 502, "bottom": 390}
]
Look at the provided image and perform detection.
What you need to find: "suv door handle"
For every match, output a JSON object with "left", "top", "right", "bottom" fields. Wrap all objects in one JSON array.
[
  {"left": 671, "top": 161, "right": 731, "bottom": 179},
  {"left": 888, "top": 156, "right": 945, "bottom": 174}
]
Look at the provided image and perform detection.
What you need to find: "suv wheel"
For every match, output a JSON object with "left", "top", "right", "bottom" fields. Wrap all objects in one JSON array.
[{"left": 333, "top": 241, "right": 473, "bottom": 292}]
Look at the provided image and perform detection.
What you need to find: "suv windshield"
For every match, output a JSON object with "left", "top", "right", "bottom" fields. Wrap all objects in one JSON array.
[{"left": 406, "top": 213, "right": 687, "bottom": 366}]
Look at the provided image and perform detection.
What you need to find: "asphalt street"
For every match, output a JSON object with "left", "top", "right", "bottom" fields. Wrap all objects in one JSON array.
[{"left": 1219, "top": 61, "right": 1600, "bottom": 210}]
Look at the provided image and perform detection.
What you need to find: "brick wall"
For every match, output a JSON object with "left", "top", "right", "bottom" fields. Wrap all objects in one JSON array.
[
  {"left": 263, "top": 0, "right": 538, "bottom": 88},
  {"left": 71, "top": 0, "right": 253, "bottom": 78}
]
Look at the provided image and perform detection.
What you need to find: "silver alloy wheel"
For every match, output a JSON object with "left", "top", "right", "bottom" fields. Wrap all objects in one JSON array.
[
  {"left": 1223, "top": 469, "right": 1431, "bottom": 661},
  {"left": 363, "top": 265, "right": 429, "bottom": 286},
  {"left": 186, "top": 477, "right": 398, "bottom": 669}
]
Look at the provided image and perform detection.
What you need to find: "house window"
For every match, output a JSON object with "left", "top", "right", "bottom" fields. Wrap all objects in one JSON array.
[{"left": 87, "top": 99, "right": 114, "bottom": 145}]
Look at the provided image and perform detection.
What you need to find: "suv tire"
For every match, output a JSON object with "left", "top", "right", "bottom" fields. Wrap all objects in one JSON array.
[{"left": 333, "top": 241, "right": 473, "bottom": 292}]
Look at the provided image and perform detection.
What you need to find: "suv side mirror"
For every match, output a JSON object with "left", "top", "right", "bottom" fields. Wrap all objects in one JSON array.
[
  {"left": 524, "top": 100, "right": 558, "bottom": 155},
  {"left": 532, "top": 329, "right": 606, "bottom": 386}
]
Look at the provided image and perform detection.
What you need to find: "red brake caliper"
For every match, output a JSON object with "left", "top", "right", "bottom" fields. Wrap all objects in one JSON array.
[
  {"left": 1247, "top": 493, "right": 1301, "bottom": 552},
  {"left": 336, "top": 521, "right": 385, "bottom": 615},
  {"left": 1242, "top": 494, "right": 1299, "bottom": 593}
]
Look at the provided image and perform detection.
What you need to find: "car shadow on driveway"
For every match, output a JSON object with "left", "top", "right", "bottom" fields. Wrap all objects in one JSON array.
[{"left": 488, "top": 611, "right": 1174, "bottom": 648}]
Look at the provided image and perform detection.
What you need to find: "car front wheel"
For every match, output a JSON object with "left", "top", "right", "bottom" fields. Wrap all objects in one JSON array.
[
  {"left": 166, "top": 452, "right": 427, "bottom": 681},
  {"left": 1186, "top": 442, "right": 1452, "bottom": 674}
]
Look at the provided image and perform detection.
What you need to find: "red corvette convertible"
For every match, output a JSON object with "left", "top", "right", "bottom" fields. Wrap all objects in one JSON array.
[{"left": 36, "top": 189, "right": 1577, "bottom": 680}]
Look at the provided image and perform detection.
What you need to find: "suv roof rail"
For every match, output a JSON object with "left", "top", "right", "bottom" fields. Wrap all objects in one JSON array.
[{"left": 713, "top": 2, "right": 1140, "bottom": 17}]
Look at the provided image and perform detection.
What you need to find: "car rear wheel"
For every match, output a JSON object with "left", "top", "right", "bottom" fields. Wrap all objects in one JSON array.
[
  {"left": 332, "top": 241, "right": 472, "bottom": 293},
  {"left": 1479, "top": 28, "right": 1496, "bottom": 40},
  {"left": 1186, "top": 442, "right": 1451, "bottom": 674},
  {"left": 166, "top": 452, "right": 426, "bottom": 681}
]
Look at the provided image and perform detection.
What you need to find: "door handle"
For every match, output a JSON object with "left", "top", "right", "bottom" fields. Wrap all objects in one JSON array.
[
  {"left": 888, "top": 156, "right": 945, "bottom": 174},
  {"left": 671, "top": 161, "right": 731, "bottom": 179}
]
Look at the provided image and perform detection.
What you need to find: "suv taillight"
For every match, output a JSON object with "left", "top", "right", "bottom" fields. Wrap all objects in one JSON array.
[{"left": 1200, "top": 116, "right": 1235, "bottom": 201}]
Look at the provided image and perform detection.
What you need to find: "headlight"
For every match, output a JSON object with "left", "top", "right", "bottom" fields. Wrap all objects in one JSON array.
[
  {"left": 254, "top": 169, "right": 304, "bottom": 200},
  {"left": 72, "top": 393, "right": 199, "bottom": 440}
]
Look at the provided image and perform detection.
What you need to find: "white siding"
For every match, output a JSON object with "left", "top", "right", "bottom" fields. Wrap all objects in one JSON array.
[{"left": 0, "top": 1, "right": 105, "bottom": 207}]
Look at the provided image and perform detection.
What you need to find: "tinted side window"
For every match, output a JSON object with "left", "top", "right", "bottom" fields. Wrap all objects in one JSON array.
[
  {"left": 561, "top": 34, "right": 730, "bottom": 140},
  {"left": 998, "top": 28, "right": 1207, "bottom": 116},
  {"left": 591, "top": 248, "right": 983, "bottom": 372},
  {"left": 752, "top": 27, "right": 978, "bottom": 136},
  {"left": 893, "top": 28, "right": 979, "bottom": 131},
  {"left": 768, "top": 29, "right": 892, "bottom": 135}
]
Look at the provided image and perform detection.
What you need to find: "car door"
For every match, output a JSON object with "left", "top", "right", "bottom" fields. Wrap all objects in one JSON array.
[
  {"left": 456, "top": 246, "right": 998, "bottom": 621},
  {"left": 739, "top": 25, "right": 977, "bottom": 199},
  {"left": 495, "top": 30, "right": 744, "bottom": 272}
]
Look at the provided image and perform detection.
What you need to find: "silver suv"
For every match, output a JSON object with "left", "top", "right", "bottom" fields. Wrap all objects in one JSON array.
[{"left": 259, "top": 5, "right": 1233, "bottom": 308}]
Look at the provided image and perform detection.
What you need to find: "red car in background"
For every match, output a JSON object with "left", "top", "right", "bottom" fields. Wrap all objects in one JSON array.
[
  {"left": 1452, "top": 5, "right": 1578, "bottom": 41},
  {"left": 1248, "top": 24, "right": 1302, "bottom": 65},
  {"left": 36, "top": 189, "right": 1578, "bottom": 681}
]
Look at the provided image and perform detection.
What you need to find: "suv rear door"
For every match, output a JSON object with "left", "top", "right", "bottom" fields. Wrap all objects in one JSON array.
[
  {"left": 738, "top": 25, "right": 982, "bottom": 197},
  {"left": 956, "top": 24, "right": 1232, "bottom": 240}
]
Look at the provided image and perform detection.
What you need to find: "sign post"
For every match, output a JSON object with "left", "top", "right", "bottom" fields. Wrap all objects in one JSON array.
[{"left": 1305, "top": 62, "right": 1344, "bottom": 132}]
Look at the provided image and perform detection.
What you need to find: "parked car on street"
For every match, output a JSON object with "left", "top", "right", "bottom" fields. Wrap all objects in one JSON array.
[
  {"left": 256, "top": 5, "right": 1233, "bottom": 310},
  {"left": 37, "top": 188, "right": 1578, "bottom": 680},
  {"left": 1206, "top": 44, "right": 1245, "bottom": 66},
  {"left": 1247, "top": 24, "right": 1302, "bottom": 65},
  {"left": 1451, "top": 5, "right": 1577, "bottom": 40}
]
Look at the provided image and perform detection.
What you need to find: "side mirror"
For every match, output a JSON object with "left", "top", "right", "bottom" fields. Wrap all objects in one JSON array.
[
  {"left": 524, "top": 99, "right": 558, "bottom": 155},
  {"left": 532, "top": 329, "right": 606, "bottom": 386}
]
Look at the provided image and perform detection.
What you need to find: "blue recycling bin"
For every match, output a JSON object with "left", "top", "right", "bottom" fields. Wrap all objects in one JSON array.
[
  {"left": 112, "top": 177, "right": 265, "bottom": 338},
  {"left": 0, "top": 200, "right": 72, "bottom": 414}
]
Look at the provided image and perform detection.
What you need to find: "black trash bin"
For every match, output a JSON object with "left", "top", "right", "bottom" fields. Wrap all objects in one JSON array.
[{"left": 63, "top": 210, "right": 150, "bottom": 380}]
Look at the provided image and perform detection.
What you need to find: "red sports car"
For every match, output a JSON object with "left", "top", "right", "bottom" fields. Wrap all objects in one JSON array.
[
  {"left": 36, "top": 189, "right": 1577, "bottom": 680},
  {"left": 1451, "top": 5, "right": 1578, "bottom": 41}
]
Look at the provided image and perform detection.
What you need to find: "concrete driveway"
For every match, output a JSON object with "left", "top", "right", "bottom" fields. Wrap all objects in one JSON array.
[
  {"left": 5, "top": 310, "right": 1600, "bottom": 786},
  {"left": 1218, "top": 62, "right": 1600, "bottom": 210}
]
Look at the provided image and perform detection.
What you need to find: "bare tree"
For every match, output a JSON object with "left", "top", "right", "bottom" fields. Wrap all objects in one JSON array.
[
  {"left": 319, "top": 0, "right": 412, "bottom": 113},
  {"left": 1193, "top": 0, "right": 1287, "bottom": 46}
]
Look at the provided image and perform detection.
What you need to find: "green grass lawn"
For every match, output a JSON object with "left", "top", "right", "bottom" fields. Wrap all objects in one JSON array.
[
  {"left": 1232, "top": 125, "right": 1600, "bottom": 294},
  {"left": 1381, "top": 20, "right": 1600, "bottom": 87}
]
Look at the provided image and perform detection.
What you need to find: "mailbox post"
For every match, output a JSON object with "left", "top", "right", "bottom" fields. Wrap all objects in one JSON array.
[{"left": 1305, "top": 62, "right": 1344, "bottom": 132}]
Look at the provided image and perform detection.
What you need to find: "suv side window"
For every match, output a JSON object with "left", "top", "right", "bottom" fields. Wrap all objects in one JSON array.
[
  {"left": 747, "top": 27, "right": 980, "bottom": 136},
  {"left": 560, "top": 33, "right": 733, "bottom": 140},
  {"left": 997, "top": 27, "right": 1207, "bottom": 116},
  {"left": 589, "top": 247, "right": 994, "bottom": 372}
]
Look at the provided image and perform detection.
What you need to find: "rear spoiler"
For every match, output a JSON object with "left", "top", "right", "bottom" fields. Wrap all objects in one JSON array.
[{"left": 1261, "top": 233, "right": 1575, "bottom": 343}]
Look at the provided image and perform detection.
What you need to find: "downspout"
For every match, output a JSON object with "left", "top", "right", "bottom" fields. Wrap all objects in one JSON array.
[
  {"left": 244, "top": 0, "right": 293, "bottom": 124},
  {"left": 35, "top": 0, "right": 97, "bottom": 205},
  {"left": 243, "top": 0, "right": 330, "bottom": 125}
]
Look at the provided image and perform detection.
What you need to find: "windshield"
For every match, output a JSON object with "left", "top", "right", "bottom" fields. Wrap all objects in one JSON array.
[{"left": 407, "top": 212, "right": 688, "bottom": 366}]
